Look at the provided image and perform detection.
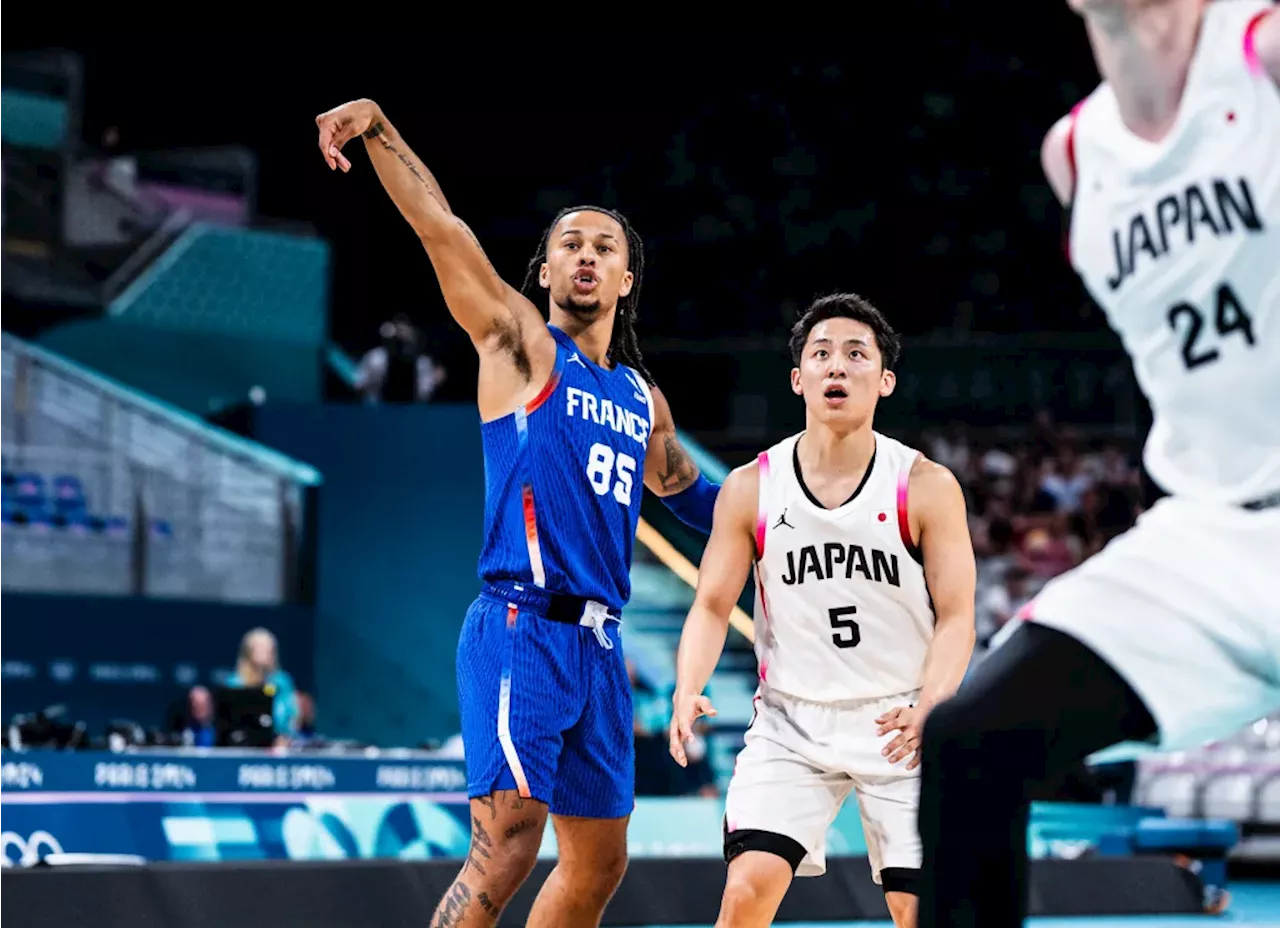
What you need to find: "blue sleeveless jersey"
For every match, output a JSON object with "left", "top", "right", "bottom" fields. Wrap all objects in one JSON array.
[{"left": 477, "top": 325, "right": 654, "bottom": 612}]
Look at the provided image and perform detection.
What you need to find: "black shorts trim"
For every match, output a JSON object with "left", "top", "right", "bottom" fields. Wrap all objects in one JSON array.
[
  {"left": 879, "top": 866, "right": 920, "bottom": 896},
  {"left": 723, "top": 825, "right": 807, "bottom": 874}
]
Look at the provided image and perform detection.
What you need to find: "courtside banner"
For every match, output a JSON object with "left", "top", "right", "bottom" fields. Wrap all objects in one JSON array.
[
  {"left": 3, "top": 750, "right": 1164, "bottom": 867},
  {"left": 0, "top": 749, "right": 467, "bottom": 796},
  {"left": 0, "top": 750, "right": 874, "bottom": 865}
]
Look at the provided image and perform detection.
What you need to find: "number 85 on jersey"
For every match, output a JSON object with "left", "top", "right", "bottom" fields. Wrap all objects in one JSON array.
[{"left": 586, "top": 441, "right": 638, "bottom": 506}]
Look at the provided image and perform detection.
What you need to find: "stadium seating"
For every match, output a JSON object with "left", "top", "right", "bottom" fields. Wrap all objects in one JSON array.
[
  {"left": 1, "top": 467, "right": 170, "bottom": 537},
  {"left": 109, "top": 223, "right": 329, "bottom": 344},
  {"left": 2, "top": 334, "right": 318, "bottom": 603}
]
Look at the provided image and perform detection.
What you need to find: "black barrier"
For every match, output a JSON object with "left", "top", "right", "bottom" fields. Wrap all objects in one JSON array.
[{"left": 2, "top": 855, "right": 1202, "bottom": 928}]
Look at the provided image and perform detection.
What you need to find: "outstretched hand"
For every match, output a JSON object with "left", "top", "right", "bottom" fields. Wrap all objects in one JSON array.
[
  {"left": 876, "top": 704, "right": 928, "bottom": 771},
  {"left": 315, "top": 99, "right": 380, "bottom": 173}
]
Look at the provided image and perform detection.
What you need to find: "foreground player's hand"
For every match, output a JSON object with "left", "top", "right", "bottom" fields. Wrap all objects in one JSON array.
[
  {"left": 876, "top": 705, "right": 927, "bottom": 770},
  {"left": 669, "top": 692, "right": 717, "bottom": 767},
  {"left": 315, "top": 99, "right": 380, "bottom": 173}
]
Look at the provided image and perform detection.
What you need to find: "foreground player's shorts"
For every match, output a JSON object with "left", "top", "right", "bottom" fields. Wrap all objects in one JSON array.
[{"left": 1025, "top": 494, "right": 1280, "bottom": 753}]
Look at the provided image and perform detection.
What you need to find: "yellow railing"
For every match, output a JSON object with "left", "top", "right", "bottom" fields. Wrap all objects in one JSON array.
[{"left": 634, "top": 518, "right": 756, "bottom": 643}]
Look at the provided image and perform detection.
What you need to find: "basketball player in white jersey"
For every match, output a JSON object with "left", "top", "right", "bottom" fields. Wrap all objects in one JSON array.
[
  {"left": 669, "top": 293, "right": 977, "bottom": 928},
  {"left": 917, "top": 3, "right": 1280, "bottom": 926}
]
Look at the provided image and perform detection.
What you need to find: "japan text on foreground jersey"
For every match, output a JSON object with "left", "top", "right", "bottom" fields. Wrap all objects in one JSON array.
[{"left": 1068, "top": 0, "right": 1280, "bottom": 503}]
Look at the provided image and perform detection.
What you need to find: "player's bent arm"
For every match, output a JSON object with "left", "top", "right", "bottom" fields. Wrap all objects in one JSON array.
[
  {"left": 645, "top": 385, "right": 720, "bottom": 533},
  {"left": 1041, "top": 114, "right": 1076, "bottom": 206},
  {"left": 1252, "top": 7, "right": 1280, "bottom": 84},
  {"left": 672, "top": 464, "right": 758, "bottom": 700},
  {"left": 909, "top": 458, "right": 977, "bottom": 713},
  {"left": 324, "top": 101, "right": 547, "bottom": 354}
]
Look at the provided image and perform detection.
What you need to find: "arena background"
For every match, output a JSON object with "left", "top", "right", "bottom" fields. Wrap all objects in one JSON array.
[{"left": 3, "top": 16, "right": 1278, "bottom": 927}]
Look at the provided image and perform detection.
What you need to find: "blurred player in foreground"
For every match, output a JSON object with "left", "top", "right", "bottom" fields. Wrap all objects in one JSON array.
[
  {"left": 918, "top": 2, "right": 1280, "bottom": 925},
  {"left": 316, "top": 99, "right": 719, "bottom": 928},
  {"left": 671, "top": 294, "right": 976, "bottom": 928}
]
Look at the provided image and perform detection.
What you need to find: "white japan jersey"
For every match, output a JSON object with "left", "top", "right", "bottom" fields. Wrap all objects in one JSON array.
[
  {"left": 751, "top": 432, "right": 935, "bottom": 703},
  {"left": 1068, "top": 0, "right": 1280, "bottom": 504}
]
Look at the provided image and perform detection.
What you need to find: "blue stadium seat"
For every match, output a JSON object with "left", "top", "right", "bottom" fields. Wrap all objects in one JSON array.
[
  {"left": 0, "top": 468, "right": 173, "bottom": 544},
  {"left": 14, "top": 472, "right": 46, "bottom": 508},
  {"left": 51, "top": 474, "right": 87, "bottom": 515}
]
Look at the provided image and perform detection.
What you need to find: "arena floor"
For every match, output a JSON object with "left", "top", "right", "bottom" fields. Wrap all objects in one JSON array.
[{"left": 647, "top": 881, "right": 1280, "bottom": 927}]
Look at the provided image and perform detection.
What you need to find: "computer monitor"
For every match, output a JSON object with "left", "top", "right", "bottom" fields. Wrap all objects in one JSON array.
[{"left": 212, "top": 685, "right": 275, "bottom": 748}]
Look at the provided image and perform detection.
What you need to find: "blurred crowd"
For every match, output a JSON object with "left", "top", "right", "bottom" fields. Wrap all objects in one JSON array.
[{"left": 919, "top": 411, "right": 1145, "bottom": 649}]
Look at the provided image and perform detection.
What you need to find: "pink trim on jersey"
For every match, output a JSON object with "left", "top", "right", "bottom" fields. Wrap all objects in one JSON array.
[
  {"left": 1014, "top": 598, "right": 1037, "bottom": 621},
  {"left": 1063, "top": 99, "right": 1086, "bottom": 263},
  {"left": 1066, "top": 100, "right": 1085, "bottom": 183},
  {"left": 1245, "top": 10, "right": 1270, "bottom": 76},
  {"left": 753, "top": 566, "right": 772, "bottom": 684},
  {"left": 755, "top": 451, "right": 770, "bottom": 558},
  {"left": 896, "top": 465, "right": 918, "bottom": 554}
]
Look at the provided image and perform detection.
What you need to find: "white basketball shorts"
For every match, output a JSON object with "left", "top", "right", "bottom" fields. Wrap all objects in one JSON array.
[
  {"left": 723, "top": 685, "right": 923, "bottom": 882},
  {"left": 1026, "top": 495, "right": 1280, "bottom": 752}
]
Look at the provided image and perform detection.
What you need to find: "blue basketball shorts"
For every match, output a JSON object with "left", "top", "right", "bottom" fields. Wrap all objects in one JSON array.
[{"left": 456, "top": 581, "right": 635, "bottom": 819}]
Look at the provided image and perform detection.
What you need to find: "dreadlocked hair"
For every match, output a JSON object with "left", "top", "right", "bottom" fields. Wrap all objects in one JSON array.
[{"left": 519, "top": 204, "right": 653, "bottom": 385}]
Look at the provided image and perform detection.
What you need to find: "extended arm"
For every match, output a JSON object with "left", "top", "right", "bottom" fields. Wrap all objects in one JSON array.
[
  {"left": 912, "top": 459, "right": 977, "bottom": 712},
  {"left": 316, "top": 100, "right": 545, "bottom": 353},
  {"left": 645, "top": 384, "right": 719, "bottom": 533},
  {"left": 669, "top": 463, "right": 758, "bottom": 764}
]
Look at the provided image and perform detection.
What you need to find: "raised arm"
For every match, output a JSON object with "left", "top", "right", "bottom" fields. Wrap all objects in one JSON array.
[
  {"left": 669, "top": 462, "right": 758, "bottom": 766},
  {"left": 645, "top": 384, "right": 720, "bottom": 534},
  {"left": 316, "top": 100, "right": 549, "bottom": 362}
]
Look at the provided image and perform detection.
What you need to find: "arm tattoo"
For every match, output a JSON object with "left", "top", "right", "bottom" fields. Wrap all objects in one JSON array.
[
  {"left": 362, "top": 120, "right": 384, "bottom": 140},
  {"left": 657, "top": 433, "right": 698, "bottom": 492},
  {"left": 378, "top": 139, "right": 446, "bottom": 210}
]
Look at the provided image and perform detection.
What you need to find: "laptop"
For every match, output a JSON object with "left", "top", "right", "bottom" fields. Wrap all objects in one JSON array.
[{"left": 212, "top": 685, "right": 276, "bottom": 748}]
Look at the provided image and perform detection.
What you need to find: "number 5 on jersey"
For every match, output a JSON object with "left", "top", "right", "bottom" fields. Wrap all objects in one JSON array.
[
  {"left": 829, "top": 605, "right": 860, "bottom": 649},
  {"left": 586, "top": 441, "right": 637, "bottom": 506}
]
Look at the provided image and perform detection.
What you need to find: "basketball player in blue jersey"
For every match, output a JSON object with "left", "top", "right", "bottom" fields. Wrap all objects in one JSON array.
[{"left": 316, "top": 99, "right": 720, "bottom": 927}]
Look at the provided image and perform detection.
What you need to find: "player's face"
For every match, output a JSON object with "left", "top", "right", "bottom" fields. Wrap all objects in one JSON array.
[
  {"left": 790, "top": 317, "right": 895, "bottom": 425},
  {"left": 539, "top": 211, "right": 634, "bottom": 317}
]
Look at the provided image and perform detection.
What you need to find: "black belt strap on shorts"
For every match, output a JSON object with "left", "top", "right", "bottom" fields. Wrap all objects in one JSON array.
[{"left": 541, "top": 592, "right": 620, "bottom": 625}]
